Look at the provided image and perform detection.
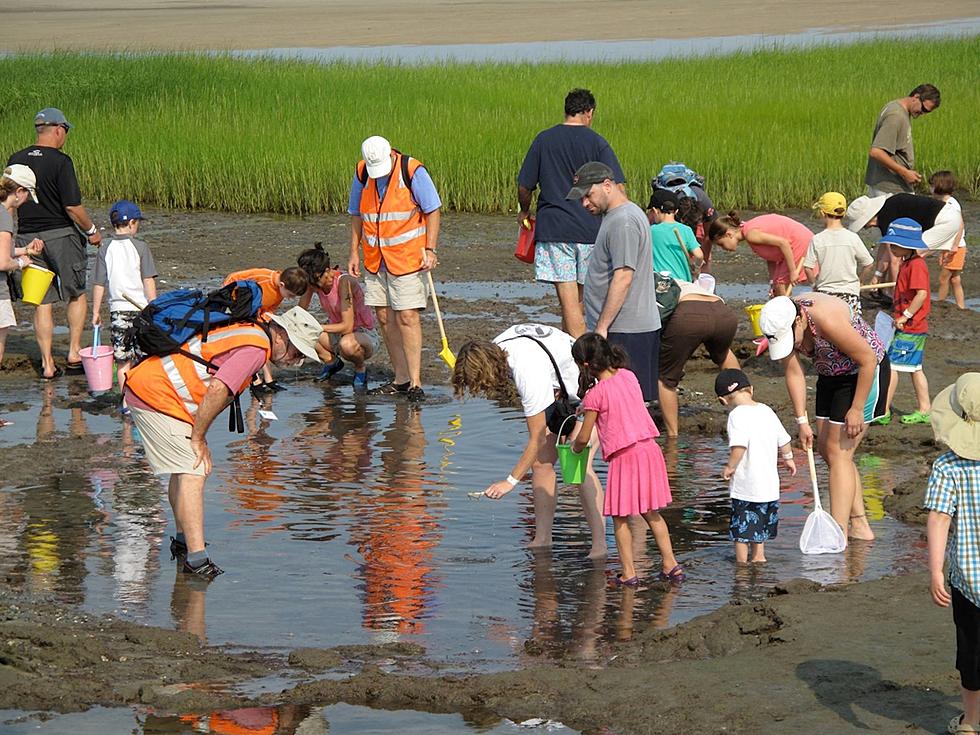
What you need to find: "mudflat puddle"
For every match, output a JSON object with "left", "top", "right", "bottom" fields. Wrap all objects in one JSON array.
[
  {"left": 0, "top": 376, "right": 924, "bottom": 671},
  {"left": 0, "top": 703, "right": 578, "bottom": 734}
]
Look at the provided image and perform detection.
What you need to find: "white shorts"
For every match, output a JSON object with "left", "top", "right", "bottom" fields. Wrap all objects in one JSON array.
[
  {"left": 130, "top": 407, "right": 207, "bottom": 476},
  {"left": 923, "top": 201, "right": 963, "bottom": 252},
  {"left": 364, "top": 267, "right": 428, "bottom": 311},
  {"left": 0, "top": 299, "right": 15, "bottom": 329}
]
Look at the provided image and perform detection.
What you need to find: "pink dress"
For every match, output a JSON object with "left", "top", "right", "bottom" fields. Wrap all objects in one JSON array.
[
  {"left": 741, "top": 214, "right": 815, "bottom": 285},
  {"left": 581, "top": 369, "right": 672, "bottom": 517}
]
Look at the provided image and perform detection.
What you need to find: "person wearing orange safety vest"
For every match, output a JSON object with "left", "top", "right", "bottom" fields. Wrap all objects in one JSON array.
[
  {"left": 124, "top": 307, "right": 322, "bottom": 579},
  {"left": 347, "top": 135, "right": 442, "bottom": 403}
]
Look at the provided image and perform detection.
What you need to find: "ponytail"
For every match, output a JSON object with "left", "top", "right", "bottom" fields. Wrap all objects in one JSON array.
[{"left": 707, "top": 210, "right": 742, "bottom": 242}]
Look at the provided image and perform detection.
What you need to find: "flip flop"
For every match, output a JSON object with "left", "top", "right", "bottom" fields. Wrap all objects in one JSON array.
[
  {"left": 64, "top": 361, "right": 85, "bottom": 375},
  {"left": 39, "top": 367, "right": 64, "bottom": 380},
  {"left": 658, "top": 565, "right": 686, "bottom": 583}
]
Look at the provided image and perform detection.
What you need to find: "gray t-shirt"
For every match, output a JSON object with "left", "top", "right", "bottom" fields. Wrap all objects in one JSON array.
[
  {"left": 584, "top": 201, "right": 660, "bottom": 334},
  {"left": 0, "top": 207, "right": 15, "bottom": 301},
  {"left": 803, "top": 228, "right": 874, "bottom": 296},
  {"left": 864, "top": 100, "right": 914, "bottom": 194}
]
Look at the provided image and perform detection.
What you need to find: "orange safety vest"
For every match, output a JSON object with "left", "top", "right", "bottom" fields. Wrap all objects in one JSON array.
[
  {"left": 126, "top": 323, "right": 272, "bottom": 425},
  {"left": 225, "top": 268, "right": 282, "bottom": 316},
  {"left": 357, "top": 151, "right": 427, "bottom": 276}
]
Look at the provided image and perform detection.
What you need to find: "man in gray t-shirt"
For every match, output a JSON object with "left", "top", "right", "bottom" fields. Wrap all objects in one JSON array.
[
  {"left": 568, "top": 162, "right": 661, "bottom": 401},
  {"left": 865, "top": 84, "right": 941, "bottom": 196}
]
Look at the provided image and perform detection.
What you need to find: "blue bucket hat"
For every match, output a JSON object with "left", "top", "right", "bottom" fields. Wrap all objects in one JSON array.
[
  {"left": 109, "top": 200, "right": 142, "bottom": 225},
  {"left": 879, "top": 217, "right": 928, "bottom": 250}
]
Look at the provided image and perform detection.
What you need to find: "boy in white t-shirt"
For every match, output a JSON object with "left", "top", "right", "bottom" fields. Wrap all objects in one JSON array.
[
  {"left": 91, "top": 200, "right": 157, "bottom": 410},
  {"left": 716, "top": 369, "right": 796, "bottom": 563}
]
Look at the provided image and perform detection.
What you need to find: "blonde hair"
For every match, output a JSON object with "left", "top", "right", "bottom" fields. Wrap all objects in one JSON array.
[{"left": 452, "top": 340, "right": 519, "bottom": 405}]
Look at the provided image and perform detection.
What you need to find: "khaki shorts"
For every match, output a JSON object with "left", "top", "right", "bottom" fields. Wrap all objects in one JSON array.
[
  {"left": 0, "top": 299, "right": 15, "bottom": 329},
  {"left": 363, "top": 267, "right": 428, "bottom": 311},
  {"left": 330, "top": 327, "right": 379, "bottom": 354},
  {"left": 130, "top": 407, "right": 206, "bottom": 476}
]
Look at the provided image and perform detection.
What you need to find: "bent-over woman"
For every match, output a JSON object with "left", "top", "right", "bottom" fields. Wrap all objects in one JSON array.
[
  {"left": 709, "top": 212, "right": 814, "bottom": 296},
  {"left": 758, "top": 292, "right": 889, "bottom": 541},
  {"left": 453, "top": 323, "right": 606, "bottom": 558}
]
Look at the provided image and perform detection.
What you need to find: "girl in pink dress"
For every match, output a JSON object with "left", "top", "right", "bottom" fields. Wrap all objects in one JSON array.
[{"left": 571, "top": 333, "right": 683, "bottom": 586}]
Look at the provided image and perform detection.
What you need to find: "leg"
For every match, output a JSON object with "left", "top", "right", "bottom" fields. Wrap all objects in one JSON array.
[
  {"left": 643, "top": 510, "right": 679, "bottom": 575},
  {"left": 394, "top": 308, "right": 423, "bottom": 387},
  {"left": 951, "top": 272, "right": 966, "bottom": 310},
  {"left": 315, "top": 332, "right": 337, "bottom": 363},
  {"left": 554, "top": 281, "right": 585, "bottom": 338},
  {"left": 720, "top": 349, "right": 740, "bottom": 370},
  {"left": 964, "top": 688, "right": 980, "bottom": 728},
  {"left": 823, "top": 421, "right": 874, "bottom": 540},
  {"left": 883, "top": 368, "right": 899, "bottom": 416},
  {"left": 376, "top": 306, "right": 410, "bottom": 385},
  {"left": 910, "top": 369, "right": 931, "bottom": 414},
  {"left": 734, "top": 541, "right": 749, "bottom": 564},
  {"left": 938, "top": 268, "right": 951, "bottom": 301},
  {"left": 65, "top": 294, "right": 87, "bottom": 364},
  {"left": 658, "top": 381, "right": 680, "bottom": 437},
  {"left": 613, "top": 516, "right": 636, "bottom": 580},
  {"left": 261, "top": 362, "right": 274, "bottom": 384},
  {"left": 750, "top": 542, "right": 767, "bottom": 563},
  {"left": 0, "top": 326, "right": 7, "bottom": 366},
  {"left": 167, "top": 474, "right": 182, "bottom": 536},
  {"left": 171, "top": 473, "right": 207, "bottom": 554},
  {"left": 116, "top": 360, "right": 132, "bottom": 393},
  {"left": 339, "top": 332, "right": 373, "bottom": 372},
  {"left": 529, "top": 439, "right": 559, "bottom": 549},
  {"left": 571, "top": 422, "right": 606, "bottom": 559},
  {"left": 33, "top": 303, "right": 56, "bottom": 377}
]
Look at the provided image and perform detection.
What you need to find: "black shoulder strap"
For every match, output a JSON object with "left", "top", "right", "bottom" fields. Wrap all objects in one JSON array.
[
  {"left": 357, "top": 161, "right": 368, "bottom": 186},
  {"left": 498, "top": 335, "right": 568, "bottom": 400},
  {"left": 401, "top": 153, "right": 413, "bottom": 189}
]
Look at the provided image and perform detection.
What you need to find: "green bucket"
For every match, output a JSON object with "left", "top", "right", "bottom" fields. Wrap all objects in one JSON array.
[{"left": 556, "top": 442, "right": 588, "bottom": 485}]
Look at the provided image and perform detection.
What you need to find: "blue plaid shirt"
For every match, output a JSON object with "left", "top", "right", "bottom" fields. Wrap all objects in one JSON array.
[{"left": 925, "top": 450, "right": 980, "bottom": 608}]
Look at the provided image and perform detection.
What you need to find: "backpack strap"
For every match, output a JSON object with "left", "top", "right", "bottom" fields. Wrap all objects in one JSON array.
[
  {"left": 357, "top": 161, "right": 368, "bottom": 187},
  {"left": 357, "top": 153, "right": 414, "bottom": 190},
  {"left": 498, "top": 335, "right": 569, "bottom": 401}
]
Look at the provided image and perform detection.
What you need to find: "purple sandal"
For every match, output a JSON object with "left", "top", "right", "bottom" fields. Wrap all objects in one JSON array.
[
  {"left": 615, "top": 574, "right": 640, "bottom": 587},
  {"left": 658, "top": 565, "right": 686, "bottom": 583}
]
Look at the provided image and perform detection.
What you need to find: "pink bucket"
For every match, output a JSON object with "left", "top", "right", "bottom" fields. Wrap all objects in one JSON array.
[{"left": 79, "top": 345, "right": 115, "bottom": 393}]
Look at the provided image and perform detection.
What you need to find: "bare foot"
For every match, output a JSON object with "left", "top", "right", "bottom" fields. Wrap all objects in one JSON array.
[
  {"left": 587, "top": 546, "right": 608, "bottom": 560},
  {"left": 751, "top": 557, "right": 767, "bottom": 564},
  {"left": 849, "top": 516, "right": 875, "bottom": 541},
  {"left": 528, "top": 537, "right": 552, "bottom": 549}
]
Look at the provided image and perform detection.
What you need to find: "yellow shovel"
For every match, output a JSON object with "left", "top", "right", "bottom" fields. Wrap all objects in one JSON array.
[{"left": 426, "top": 270, "right": 456, "bottom": 369}]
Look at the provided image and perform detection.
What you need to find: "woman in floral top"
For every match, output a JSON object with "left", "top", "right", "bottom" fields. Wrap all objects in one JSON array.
[{"left": 758, "top": 292, "right": 890, "bottom": 542}]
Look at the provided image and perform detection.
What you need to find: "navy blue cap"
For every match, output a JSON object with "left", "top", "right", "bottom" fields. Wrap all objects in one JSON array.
[
  {"left": 714, "top": 368, "right": 752, "bottom": 397},
  {"left": 110, "top": 200, "right": 142, "bottom": 224}
]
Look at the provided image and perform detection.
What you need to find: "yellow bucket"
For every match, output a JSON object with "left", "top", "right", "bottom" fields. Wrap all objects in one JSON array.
[
  {"left": 21, "top": 264, "right": 55, "bottom": 305},
  {"left": 744, "top": 304, "right": 764, "bottom": 338}
]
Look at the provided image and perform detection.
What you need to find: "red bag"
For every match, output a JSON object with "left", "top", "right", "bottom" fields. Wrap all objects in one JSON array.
[{"left": 515, "top": 217, "right": 536, "bottom": 264}]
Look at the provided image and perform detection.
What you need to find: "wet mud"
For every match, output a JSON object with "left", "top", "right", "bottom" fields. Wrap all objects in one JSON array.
[{"left": 1, "top": 205, "right": 979, "bottom": 732}]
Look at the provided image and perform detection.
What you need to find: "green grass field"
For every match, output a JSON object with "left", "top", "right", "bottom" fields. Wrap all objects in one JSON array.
[{"left": 1, "top": 38, "right": 977, "bottom": 214}]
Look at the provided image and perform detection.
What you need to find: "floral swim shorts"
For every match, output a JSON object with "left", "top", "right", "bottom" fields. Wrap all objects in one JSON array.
[
  {"left": 729, "top": 499, "right": 779, "bottom": 543},
  {"left": 110, "top": 310, "right": 139, "bottom": 363},
  {"left": 534, "top": 241, "right": 594, "bottom": 284}
]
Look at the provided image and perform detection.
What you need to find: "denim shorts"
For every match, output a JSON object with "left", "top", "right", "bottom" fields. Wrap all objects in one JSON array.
[{"left": 534, "top": 241, "right": 594, "bottom": 284}]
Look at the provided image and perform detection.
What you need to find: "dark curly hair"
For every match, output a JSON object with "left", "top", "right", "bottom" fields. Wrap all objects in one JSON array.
[
  {"left": 297, "top": 242, "right": 329, "bottom": 284},
  {"left": 571, "top": 332, "right": 629, "bottom": 398}
]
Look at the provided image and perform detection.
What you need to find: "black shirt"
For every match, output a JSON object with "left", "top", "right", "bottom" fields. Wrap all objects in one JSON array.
[
  {"left": 875, "top": 193, "right": 944, "bottom": 235},
  {"left": 518, "top": 124, "right": 625, "bottom": 244},
  {"left": 7, "top": 146, "right": 81, "bottom": 232}
]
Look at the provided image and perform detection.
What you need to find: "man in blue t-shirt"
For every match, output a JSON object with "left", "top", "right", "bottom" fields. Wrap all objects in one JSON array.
[{"left": 517, "top": 89, "right": 625, "bottom": 338}]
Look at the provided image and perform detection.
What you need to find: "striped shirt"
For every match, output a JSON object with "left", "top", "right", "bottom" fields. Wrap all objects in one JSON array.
[{"left": 925, "top": 450, "right": 980, "bottom": 608}]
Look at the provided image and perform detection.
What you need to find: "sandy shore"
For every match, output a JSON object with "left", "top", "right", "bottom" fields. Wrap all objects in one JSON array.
[{"left": 3, "top": 1, "right": 978, "bottom": 52}]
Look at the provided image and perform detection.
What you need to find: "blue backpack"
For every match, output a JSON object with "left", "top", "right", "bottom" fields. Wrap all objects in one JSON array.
[
  {"left": 128, "top": 280, "right": 265, "bottom": 432},
  {"left": 652, "top": 162, "right": 705, "bottom": 199}
]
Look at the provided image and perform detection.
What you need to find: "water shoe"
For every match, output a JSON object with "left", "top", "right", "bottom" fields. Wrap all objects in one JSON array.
[{"left": 900, "top": 410, "right": 931, "bottom": 425}]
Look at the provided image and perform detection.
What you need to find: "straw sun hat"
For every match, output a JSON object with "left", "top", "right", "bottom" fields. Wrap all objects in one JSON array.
[{"left": 931, "top": 373, "right": 980, "bottom": 461}]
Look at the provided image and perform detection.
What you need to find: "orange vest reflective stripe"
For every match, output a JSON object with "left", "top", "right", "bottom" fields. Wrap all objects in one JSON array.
[
  {"left": 357, "top": 152, "right": 427, "bottom": 276},
  {"left": 126, "top": 323, "right": 272, "bottom": 425},
  {"left": 225, "top": 268, "right": 282, "bottom": 316}
]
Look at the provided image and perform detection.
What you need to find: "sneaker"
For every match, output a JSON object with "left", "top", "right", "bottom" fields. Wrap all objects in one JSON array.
[
  {"left": 900, "top": 410, "right": 931, "bottom": 425},
  {"left": 369, "top": 380, "right": 410, "bottom": 396},
  {"left": 315, "top": 358, "right": 345, "bottom": 382},
  {"left": 266, "top": 381, "right": 288, "bottom": 392},
  {"left": 250, "top": 381, "right": 274, "bottom": 397},
  {"left": 169, "top": 535, "right": 187, "bottom": 560},
  {"left": 181, "top": 558, "right": 224, "bottom": 579},
  {"left": 406, "top": 385, "right": 426, "bottom": 403},
  {"left": 870, "top": 412, "right": 891, "bottom": 426}
]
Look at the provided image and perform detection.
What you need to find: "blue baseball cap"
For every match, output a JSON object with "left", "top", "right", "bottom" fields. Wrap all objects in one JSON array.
[
  {"left": 110, "top": 200, "right": 142, "bottom": 224},
  {"left": 879, "top": 217, "right": 928, "bottom": 250},
  {"left": 34, "top": 108, "right": 73, "bottom": 130}
]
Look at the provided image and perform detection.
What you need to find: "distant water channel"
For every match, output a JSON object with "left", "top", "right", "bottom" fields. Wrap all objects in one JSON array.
[{"left": 232, "top": 18, "right": 980, "bottom": 65}]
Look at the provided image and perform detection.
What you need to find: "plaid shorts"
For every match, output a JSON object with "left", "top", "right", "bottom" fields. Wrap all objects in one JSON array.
[{"left": 110, "top": 310, "right": 139, "bottom": 363}]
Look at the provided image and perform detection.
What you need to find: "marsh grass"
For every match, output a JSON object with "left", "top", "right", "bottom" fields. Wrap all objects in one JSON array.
[{"left": 1, "top": 38, "right": 976, "bottom": 214}]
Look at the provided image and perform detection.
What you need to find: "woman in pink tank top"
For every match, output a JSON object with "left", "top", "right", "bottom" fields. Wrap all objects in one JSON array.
[
  {"left": 298, "top": 244, "right": 377, "bottom": 390},
  {"left": 708, "top": 211, "right": 815, "bottom": 296}
]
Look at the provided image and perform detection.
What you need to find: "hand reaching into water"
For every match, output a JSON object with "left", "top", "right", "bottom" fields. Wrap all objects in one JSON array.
[{"left": 484, "top": 480, "right": 515, "bottom": 500}]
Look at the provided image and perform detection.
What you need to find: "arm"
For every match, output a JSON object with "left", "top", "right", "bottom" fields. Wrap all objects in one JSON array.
[
  {"left": 91, "top": 284, "right": 105, "bottom": 326},
  {"left": 188, "top": 380, "right": 234, "bottom": 474},
  {"left": 722, "top": 446, "right": 746, "bottom": 480},
  {"left": 65, "top": 204, "right": 102, "bottom": 247},
  {"left": 484, "top": 410, "right": 551, "bottom": 499},
  {"left": 804, "top": 266, "right": 818, "bottom": 285},
  {"left": 348, "top": 215, "right": 362, "bottom": 276},
  {"left": 859, "top": 262, "right": 875, "bottom": 282},
  {"left": 782, "top": 352, "right": 813, "bottom": 449},
  {"left": 748, "top": 230, "right": 800, "bottom": 280},
  {"left": 0, "top": 232, "right": 28, "bottom": 272},
  {"left": 571, "top": 410, "right": 598, "bottom": 454},
  {"left": 778, "top": 440, "right": 797, "bottom": 475},
  {"left": 594, "top": 267, "right": 634, "bottom": 337},
  {"left": 421, "top": 208, "right": 441, "bottom": 271},
  {"left": 320, "top": 277, "right": 356, "bottom": 335},
  {"left": 298, "top": 286, "right": 313, "bottom": 310},
  {"left": 894, "top": 289, "right": 929, "bottom": 330},
  {"left": 517, "top": 184, "right": 535, "bottom": 227},
  {"left": 142, "top": 277, "right": 157, "bottom": 302},
  {"left": 868, "top": 147, "right": 920, "bottom": 185},
  {"left": 927, "top": 510, "right": 953, "bottom": 607},
  {"left": 688, "top": 246, "right": 704, "bottom": 276}
]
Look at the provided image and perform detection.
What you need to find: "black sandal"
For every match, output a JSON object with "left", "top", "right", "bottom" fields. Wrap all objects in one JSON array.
[{"left": 369, "top": 381, "right": 410, "bottom": 396}]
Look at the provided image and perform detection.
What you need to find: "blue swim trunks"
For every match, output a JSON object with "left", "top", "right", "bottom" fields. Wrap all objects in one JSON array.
[
  {"left": 729, "top": 499, "right": 779, "bottom": 543},
  {"left": 887, "top": 330, "right": 926, "bottom": 373},
  {"left": 534, "top": 241, "right": 594, "bottom": 284}
]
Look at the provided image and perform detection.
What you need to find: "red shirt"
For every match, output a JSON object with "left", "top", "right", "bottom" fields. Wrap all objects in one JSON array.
[{"left": 893, "top": 255, "right": 930, "bottom": 333}]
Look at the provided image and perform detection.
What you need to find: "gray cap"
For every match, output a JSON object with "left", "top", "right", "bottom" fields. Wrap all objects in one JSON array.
[
  {"left": 34, "top": 108, "right": 73, "bottom": 130},
  {"left": 565, "top": 162, "right": 616, "bottom": 200}
]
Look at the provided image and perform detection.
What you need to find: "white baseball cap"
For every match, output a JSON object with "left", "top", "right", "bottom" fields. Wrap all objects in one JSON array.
[
  {"left": 758, "top": 296, "right": 799, "bottom": 361},
  {"left": 842, "top": 194, "right": 889, "bottom": 232},
  {"left": 3, "top": 164, "right": 39, "bottom": 203},
  {"left": 361, "top": 136, "right": 393, "bottom": 179}
]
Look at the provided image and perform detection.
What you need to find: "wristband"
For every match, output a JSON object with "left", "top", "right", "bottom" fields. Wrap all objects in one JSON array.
[
  {"left": 902, "top": 309, "right": 914, "bottom": 319},
  {"left": 796, "top": 414, "right": 809, "bottom": 425},
  {"left": 873, "top": 270, "right": 884, "bottom": 278},
  {"left": 506, "top": 474, "right": 519, "bottom": 487},
  {"left": 17, "top": 256, "right": 29, "bottom": 270},
  {"left": 85, "top": 225, "right": 97, "bottom": 236},
  {"left": 782, "top": 452, "right": 794, "bottom": 460}
]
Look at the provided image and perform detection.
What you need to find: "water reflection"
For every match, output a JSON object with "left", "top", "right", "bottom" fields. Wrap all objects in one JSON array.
[{"left": 145, "top": 704, "right": 316, "bottom": 734}]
